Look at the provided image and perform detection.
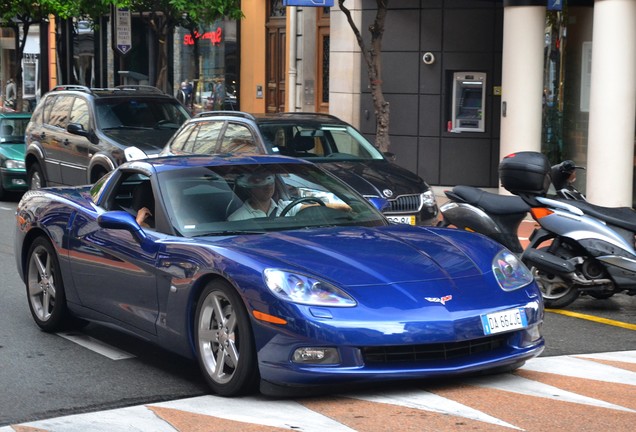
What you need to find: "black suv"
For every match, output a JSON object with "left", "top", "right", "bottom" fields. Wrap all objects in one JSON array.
[
  {"left": 161, "top": 111, "right": 439, "bottom": 225},
  {"left": 25, "top": 85, "right": 191, "bottom": 188}
]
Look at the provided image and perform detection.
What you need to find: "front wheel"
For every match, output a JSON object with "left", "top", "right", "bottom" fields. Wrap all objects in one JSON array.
[
  {"left": 28, "top": 163, "right": 46, "bottom": 190},
  {"left": 26, "top": 237, "right": 70, "bottom": 331},
  {"left": 195, "top": 280, "right": 259, "bottom": 396}
]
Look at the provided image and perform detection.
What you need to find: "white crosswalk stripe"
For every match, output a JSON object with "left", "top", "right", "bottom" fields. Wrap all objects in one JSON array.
[{"left": 1, "top": 350, "right": 635, "bottom": 432}]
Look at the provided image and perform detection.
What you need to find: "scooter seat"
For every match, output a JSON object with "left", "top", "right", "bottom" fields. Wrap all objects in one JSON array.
[
  {"left": 450, "top": 185, "right": 530, "bottom": 215},
  {"left": 558, "top": 199, "right": 636, "bottom": 232}
]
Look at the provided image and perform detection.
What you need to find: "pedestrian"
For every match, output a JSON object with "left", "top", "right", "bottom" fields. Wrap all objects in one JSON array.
[{"left": 5, "top": 78, "right": 17, "bottom": 109}]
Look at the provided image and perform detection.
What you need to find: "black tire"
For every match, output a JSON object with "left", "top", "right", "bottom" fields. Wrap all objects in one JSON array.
[
  {"left": 28, "top": 163, "right": 46, "bottom": 190},
  {"left": 26, "top": 237, "right": 70, "bottom": 332},
  {"left": 0, "top": 177, "right": 5, "bottom": 200},
  {"left": 194, "top": 280, "right": 259, "bottom": 396}
]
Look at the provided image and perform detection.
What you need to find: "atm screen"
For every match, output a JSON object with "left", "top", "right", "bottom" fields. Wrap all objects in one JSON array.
[{"left": 459, "top": 88, "right": 482, "bottom": 118}]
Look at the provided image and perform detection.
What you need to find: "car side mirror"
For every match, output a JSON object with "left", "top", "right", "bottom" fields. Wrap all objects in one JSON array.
[
  {"left": 67, "top": 122, "right": 88, "bottom": 136},
  {"left": 68, "top": 122, "right": 99, "bottom": 144},
  {"left": 97, "top": 210, "right": 158, "bottom": 253},
  {"left": 383, "top": 152, "right": 396, "bottom": 162}
]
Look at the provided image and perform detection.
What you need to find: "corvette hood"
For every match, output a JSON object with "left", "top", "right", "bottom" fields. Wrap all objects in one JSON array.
[
  {"left": 218, "top": 225, "right": 499, "bottom": 287},
  {"left": 316, "top": 160, "right": 428, "bottom": 197}
]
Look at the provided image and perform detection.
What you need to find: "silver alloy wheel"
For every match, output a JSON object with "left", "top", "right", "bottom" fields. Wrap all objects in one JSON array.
[
  {"left": 197, "top": 289, "right": 239, "bottom": 385},
  {"left": 27, "top": 244, "right": 56, "bottom": 322},
  {"left": 30, "top": 170, "right": 42, "bottom": 190}
]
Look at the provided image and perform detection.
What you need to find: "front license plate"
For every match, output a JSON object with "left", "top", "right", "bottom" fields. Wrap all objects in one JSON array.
[
  {"left": 387, "top": 215, "right": 416, "bottom": 225},
  {"left": 481, "top": 308, "right": 528, "bottom": 335}
]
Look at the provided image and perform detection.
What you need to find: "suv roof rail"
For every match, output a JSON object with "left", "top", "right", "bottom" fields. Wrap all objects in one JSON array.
[
  {"left": 195, "top": 111, "right": 256, "bottom": 121},
  {"left": 51, "top": 85, "right": 92, "bottom": 93},
  {"left": 277, "top": 112, "right": 343, "bottom": 121},
  {"left": 114, "top": 85, "right": 165, "bottom": 94},
  {"left": 49, "top": 85, "right": 166, "bottom": 96}
]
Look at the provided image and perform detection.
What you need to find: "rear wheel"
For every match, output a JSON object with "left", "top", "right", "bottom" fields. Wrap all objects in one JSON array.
[
  {"left": 194, "top": 280, "right": 259, "bottom": 396},
  {"left": 26, "top": 237, "right": 70, "bottom": 331},
  {"left": 28, "top": 163, "right": 46, "bottom": 190}
]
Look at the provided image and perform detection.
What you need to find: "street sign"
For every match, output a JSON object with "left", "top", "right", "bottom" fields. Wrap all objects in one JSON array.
[
  {"left": 283, "top": 1, "right": 334, "bottom": 6},
  {"left": 115, "top": 8, "right": 132, "bottom": 55},
  {"left": 547, "top": 0, "right": 563, "bottom": 11}
]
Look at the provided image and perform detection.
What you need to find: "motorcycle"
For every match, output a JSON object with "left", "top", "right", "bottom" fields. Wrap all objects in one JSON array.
[{"left": 440, "top": 151, "right": 636, "bottom": 308}]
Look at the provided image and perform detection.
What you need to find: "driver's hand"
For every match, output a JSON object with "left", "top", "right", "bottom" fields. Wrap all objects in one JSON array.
[{"left": 136, "top": 207, "right": 152, "bottom": 226}]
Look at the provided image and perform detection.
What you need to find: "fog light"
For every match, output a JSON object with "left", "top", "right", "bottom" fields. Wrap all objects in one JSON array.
[
  {"left": 292, "top": 347, "right": 340, "bottom": 364},
  {"left": 12, "top": 179, "right": 26, "bottom": 186},
  {"left": 520, "top": 324, "right": 542, "bottom": 347}
]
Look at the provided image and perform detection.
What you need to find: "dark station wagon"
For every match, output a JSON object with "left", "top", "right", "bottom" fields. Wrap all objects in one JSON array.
[{"left": 161, "top": 111, "right": 439, "bottom": 225}]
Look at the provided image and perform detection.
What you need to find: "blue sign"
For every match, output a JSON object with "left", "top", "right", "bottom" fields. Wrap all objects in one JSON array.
[
  {"left": 547, "top": 0, "right": 563, "bottom": 11},
  {"left": 283, "top": 1, "right": 334, "bottom": 6}
]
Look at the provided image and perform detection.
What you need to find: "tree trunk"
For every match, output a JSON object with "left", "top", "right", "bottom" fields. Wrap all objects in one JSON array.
[{"left": 339, "top": 0, "right": 391, "bottom": 153}]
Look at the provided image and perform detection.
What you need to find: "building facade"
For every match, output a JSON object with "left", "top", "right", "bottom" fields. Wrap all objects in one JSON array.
[{"left": 2, "top": 0, "right": 635, "bottom": 207}]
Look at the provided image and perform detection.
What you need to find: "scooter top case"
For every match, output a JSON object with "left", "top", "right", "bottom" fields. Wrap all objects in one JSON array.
[{"left": 499, "top": 151, "right": 551, "bottom": 196}]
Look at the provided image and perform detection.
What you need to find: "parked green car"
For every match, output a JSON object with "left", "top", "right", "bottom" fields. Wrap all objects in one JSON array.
[{"left": 0, "top": 112, "right": 31, "bottom": 199}]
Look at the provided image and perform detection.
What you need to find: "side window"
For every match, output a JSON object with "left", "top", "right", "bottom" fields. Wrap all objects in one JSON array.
[
  {"left": 191, "top": 121, "right": 224, "bottom": 154},
  {"left": 69, "top": 98, "right": 90, "bottom": 130},
  {"left": 109, "top": 172, "right": 155, "bottom": 229},
  {"left": 47, "top": 96, "right": 74, "bottom": 129},
  {"left": 219, "top": 123, "right": 258, "bottom": 154},
  {"left": 170, "top": 123, "right": 196, "bottom": 152}
]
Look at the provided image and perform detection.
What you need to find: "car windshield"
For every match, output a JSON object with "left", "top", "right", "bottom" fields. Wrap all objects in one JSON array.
[
  {"left": 95, "top": 98, "right": 189, "bottom": 130},
  {"left": 257, "top": 122, "right": 385, "bottom": 161},
  {"left": 1, "top": 117, "right": 30, "bottom": 144},
  {"left": 157, "top": 162, "right": 387, "bottom": 237}
]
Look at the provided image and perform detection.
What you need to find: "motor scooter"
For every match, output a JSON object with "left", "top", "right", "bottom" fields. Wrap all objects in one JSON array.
[{"left": 440, "top": 152, "right": 636, "bottom": 308}]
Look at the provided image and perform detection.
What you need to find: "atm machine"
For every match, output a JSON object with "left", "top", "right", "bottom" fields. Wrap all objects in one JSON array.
[{"left": 451, "top": 72, "right": 486, "bottom": 132}]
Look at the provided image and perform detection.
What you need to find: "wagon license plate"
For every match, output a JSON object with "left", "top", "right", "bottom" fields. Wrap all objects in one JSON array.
[
  {"left": 481, "top": 308, "right": 528, "bottom": 335},
  {"left": 387, "top": 215, "right": 416, "bottom": 225}
]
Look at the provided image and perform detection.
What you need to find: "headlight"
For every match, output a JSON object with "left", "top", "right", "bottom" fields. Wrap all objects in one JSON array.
[
  {"left": 421, "top": 190, "right": 437, "bottom": 208},
  {"left": 264, "top": 269, "right": 356, "bottom": 307},
  {"left": 492, "top": 249, "right": 534, "bottom": 291},
  {"left": 4, "top": 159, "right": 25, "bottom": 169}
]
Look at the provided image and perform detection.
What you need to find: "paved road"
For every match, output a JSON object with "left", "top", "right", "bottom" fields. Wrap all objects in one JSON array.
[
  {"left": 2, "top": 191, "right": 635, "bottom": 431},
  {"left": 1, "top": 350, "right": 635, "bottom": 431}
]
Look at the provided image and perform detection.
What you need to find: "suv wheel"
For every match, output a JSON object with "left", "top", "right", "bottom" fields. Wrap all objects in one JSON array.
[{"left": 28, "top": 163, "right": 46, "bottom": 190}]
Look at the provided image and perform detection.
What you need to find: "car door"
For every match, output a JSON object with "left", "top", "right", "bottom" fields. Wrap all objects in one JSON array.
[
  {"left": 68, "top": 172, "right": 159, "bottom": 334},
  {"left": 39, "top": 95, "right": 75, "bottom": 185},
  {"left": 61, "top": 96, "right": 95, "bottom": 185}
]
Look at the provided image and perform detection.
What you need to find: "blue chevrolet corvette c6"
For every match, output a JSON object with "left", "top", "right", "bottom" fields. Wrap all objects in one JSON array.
[{"left": 14, "top": 154, "right": 544, "bottom": 396}]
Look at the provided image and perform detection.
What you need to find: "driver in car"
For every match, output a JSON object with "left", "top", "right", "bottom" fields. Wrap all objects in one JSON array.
[{"left": 228, "top": 172, "right": 301, "bottom": 221}]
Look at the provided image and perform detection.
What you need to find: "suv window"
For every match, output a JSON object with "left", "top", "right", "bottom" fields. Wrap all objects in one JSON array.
[
  {"left": 47, "top": 96, "right": 74, "bottom": 128},
  {"left": 70, "top": 98, "right": 90, "bottom": 130},
  {"left": 95, "top": 98, "right": 188, "bottom": 129}
]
